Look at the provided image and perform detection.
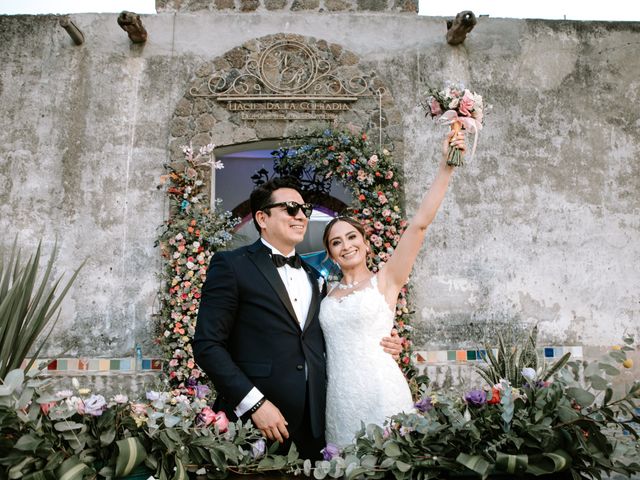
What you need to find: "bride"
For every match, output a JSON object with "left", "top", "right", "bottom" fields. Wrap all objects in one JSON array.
[{"left": 319, "top": 130, "right": 466, "bottom": 447}]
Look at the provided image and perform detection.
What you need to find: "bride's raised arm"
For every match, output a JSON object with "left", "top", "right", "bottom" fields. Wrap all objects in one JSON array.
[{"left": 379, "top": 131, "right": 466, "bottom": 301}]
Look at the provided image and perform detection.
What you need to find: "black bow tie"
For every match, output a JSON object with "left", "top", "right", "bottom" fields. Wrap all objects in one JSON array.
[{"left": 271, "top": 253, "right": 302, "bottom": 269}]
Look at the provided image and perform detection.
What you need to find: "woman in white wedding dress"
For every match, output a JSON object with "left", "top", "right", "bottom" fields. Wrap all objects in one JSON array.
[{"left": 319, "top": 131, "right": 466, "bottom": 447}]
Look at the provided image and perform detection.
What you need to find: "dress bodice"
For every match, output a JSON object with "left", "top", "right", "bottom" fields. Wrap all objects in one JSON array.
[{"left": 320, "top": 276, "right": 395, "bottom": 361}]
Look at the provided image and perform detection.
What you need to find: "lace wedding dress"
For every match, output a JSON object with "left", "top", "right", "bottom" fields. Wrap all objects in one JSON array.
[{"left": 319, "top": 275, "right": 415, "bottom": 447}]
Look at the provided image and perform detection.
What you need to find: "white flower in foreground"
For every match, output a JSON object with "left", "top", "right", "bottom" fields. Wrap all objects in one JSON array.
[{"left": 521, "top": 367, "right": 537, "bottom": 383}]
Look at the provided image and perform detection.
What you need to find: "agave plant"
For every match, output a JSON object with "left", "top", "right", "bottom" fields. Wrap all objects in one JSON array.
[
  {"left": 0, "top": 238, "right": 83, "bottom": 379},
  {"left": 475, "top": 325, "right": 571, "bottom": 388}
]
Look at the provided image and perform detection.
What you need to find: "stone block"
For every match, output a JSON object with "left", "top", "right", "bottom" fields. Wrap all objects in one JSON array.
[
  {"left": 265, "top": 0, "right": 287, "bottom": 9},
  {"left": 340, "top": 51, "right": 359, "bottom": 66},
  {"left": 357, "top": 0, "right": 386, "bottom": 11},
  {"left": 193, "top": 99, "right": 211, "bottom": 115},
  {"left": 329, "top": 42, "right": 344, "bottom": 58},
  {"left": 291, "top": 0, "right": 320, "bottom": 11},
  {"left": 196, "top": 113, "right": 216, "bottom": 132},
  {"left": 325, "top": 0, "right": 352, "bottom": 10},
  {"left": 393, "top": 0, "right": 417, "bottom": 12},
  {"left": 170, "top": 117, "right": 189, "bottom": 137},
  {"left": 190, "top": 132, "right": 213, "bottom": 148},
  {"left": 174, "top": 97, "right": 193, "bottom": 117},
  {"left": 240, "top": 0, "right": 260, "bottom": 11},
  {"left": 169, "top": 137, "right": 189, "bottom": 161},
  {"left": 225, "top": 47, "right": 247, "bottom": 69},
  {"left": 215, "top": 0, "right": 235, "bottom": 9}
]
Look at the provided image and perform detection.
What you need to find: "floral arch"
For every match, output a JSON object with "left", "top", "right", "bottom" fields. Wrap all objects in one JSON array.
[
  {"left": 158, "top": 33, "right": 415, "bottom": 396},
  {"left": 157, "top": 129, "right": 418, "bottom": 396}
]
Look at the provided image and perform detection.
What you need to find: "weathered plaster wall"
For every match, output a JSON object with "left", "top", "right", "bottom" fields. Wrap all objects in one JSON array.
[{"left": 0, "top": 11, "right": 638, "bottom": 361}]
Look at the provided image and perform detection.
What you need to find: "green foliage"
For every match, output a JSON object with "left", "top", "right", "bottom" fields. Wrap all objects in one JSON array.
[
  {"left": 474, "top": 325, "right": 571, "bottom": 388},
  {"left": 0, "top": 239, "right": 83, "bottom": 379},
  {"left": 308, "top": 334, "right": 639, "bottom": 480}
]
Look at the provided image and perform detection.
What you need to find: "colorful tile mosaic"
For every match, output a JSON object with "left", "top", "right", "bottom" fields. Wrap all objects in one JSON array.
[
  {"left": 25, "top": 346, "right": 584, "bottom": 374},
  {"left": 22, "top": 358, "right": 164, "bottom": 374},
  {"left": 413, "top": 346, "right": 583, "bottom": 365}
]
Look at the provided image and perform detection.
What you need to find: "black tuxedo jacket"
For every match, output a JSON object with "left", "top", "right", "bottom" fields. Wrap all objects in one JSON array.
[{"left": 193, "top": 239, "right": 326, "bottom": 437}]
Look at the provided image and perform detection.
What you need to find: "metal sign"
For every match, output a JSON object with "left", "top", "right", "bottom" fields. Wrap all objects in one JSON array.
[{"left": 190, "top": 40, "right": 383, "bottom": 120}]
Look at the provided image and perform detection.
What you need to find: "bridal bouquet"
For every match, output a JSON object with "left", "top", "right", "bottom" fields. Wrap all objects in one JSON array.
[{"left": 423, "top": 83, "right": 485, "bottom": 166}]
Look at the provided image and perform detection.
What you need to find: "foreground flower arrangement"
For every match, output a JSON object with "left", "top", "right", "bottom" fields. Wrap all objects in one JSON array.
[
  {"left": 0, "top": 370, "right": 294, "bottom": 479},
  {"left": 310, "top": 334, "right": 640, "bottom": 480},
  {"left": 2, "top": 333, "right": 637, "bottom": 479}
]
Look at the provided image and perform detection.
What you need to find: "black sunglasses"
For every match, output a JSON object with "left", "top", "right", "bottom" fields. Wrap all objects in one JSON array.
[{"left": 261, "top": 201, "right": 313, "bottom": 218}]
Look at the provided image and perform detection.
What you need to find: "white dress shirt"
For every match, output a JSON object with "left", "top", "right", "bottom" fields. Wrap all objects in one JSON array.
[{"left": 234, "top": 238, "right": 313, "bottom": 417}]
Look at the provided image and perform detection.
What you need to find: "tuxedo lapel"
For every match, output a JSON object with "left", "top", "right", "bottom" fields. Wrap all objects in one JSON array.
[
  {"left": 248, "top": 241, "right": 300, "bottom": 331},
  {"left": 302, "top": 263, "right": 320, "bottom": 334}
]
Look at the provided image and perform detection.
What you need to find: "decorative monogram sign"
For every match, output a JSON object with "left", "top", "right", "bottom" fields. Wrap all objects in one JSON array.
[{"left": 190, "top": 40, "right": 382, "bottom": 120}]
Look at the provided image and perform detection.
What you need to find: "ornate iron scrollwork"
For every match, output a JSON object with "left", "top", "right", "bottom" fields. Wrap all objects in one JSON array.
[{"left": 190, "top": 40, "right": 382, "bottom": 101}]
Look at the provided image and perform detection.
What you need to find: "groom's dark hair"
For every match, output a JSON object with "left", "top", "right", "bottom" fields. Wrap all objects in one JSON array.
[{"left": 250, "top": 176, "right": 304, "bottom": 233}]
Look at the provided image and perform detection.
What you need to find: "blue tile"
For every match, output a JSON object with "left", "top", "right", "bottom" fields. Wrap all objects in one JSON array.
[
  {"left": 141, "top": 359, "right": 152, "bottom": 370},
  {"left": 544, "top": 347, "right": 554, "bottom": 358}
]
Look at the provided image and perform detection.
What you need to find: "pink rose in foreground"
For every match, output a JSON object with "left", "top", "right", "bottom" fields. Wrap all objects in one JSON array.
[
  {"left": 40, "top": 402, "right": 57, "bottom": 416},
  {"left": 458, "top": 90, "right": 475, "bottom": 116},
  {"left": 130, "top": 403, "right": 148, "bottom": 415},
  {"left": 212, "top": 411, "right": 229, "bottom": 433},
  {"left": 198, "top": 406, "right": 217, "bottom": 426}
]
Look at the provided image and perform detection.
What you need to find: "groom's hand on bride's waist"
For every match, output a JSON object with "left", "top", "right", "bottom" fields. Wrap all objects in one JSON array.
[
  {"left": 380, "top": 328, "right": 403, "bottom": 359},
  {"left": 251, "top": 399, "right": 289, "bottom": 443}
]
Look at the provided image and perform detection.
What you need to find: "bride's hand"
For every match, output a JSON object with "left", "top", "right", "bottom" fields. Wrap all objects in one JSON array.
[
  {"left": 442, "top": 130, "right": 467, "bottom": 161},
  {"left": 251, "top": 400, "right": 289, "bottom": 443}
]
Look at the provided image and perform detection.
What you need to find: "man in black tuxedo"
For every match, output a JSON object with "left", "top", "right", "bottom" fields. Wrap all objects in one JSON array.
[{"left": 194, "top": 177, "right": 401, "bottom": 459}]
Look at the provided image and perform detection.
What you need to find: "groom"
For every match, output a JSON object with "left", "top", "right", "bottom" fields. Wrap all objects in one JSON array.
[{"left": 193, "top": 177, "right": 402, "bottom": 459}]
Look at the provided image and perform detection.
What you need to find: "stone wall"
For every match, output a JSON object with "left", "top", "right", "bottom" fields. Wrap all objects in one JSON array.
[
  {"left": 0, "top": 11, "right": 638, "bottom": 382},
  {"left": 156, "top": 0, "right": 418, "bottom": 13}
]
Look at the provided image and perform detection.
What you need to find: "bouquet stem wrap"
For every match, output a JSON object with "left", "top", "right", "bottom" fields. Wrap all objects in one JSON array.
[{"left": 440, "top": 110, "right": 482, "bottom": 167}]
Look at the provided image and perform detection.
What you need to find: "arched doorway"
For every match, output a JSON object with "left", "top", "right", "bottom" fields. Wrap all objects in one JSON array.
[{"left": 213, "top": 139, "right": 352, "bottom": 273}]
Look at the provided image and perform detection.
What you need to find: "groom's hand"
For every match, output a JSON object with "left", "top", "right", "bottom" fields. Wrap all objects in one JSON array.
[
  {"left": 251, "top": 400, "right": 289, "bottom": 443},
  {"left": 380, "top": 328, "right": 403, "bottom": 359}
]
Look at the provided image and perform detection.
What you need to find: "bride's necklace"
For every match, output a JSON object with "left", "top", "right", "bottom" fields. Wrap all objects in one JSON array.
[{"left": 337, "top": 276, "right": 369, "bottom": 290}]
